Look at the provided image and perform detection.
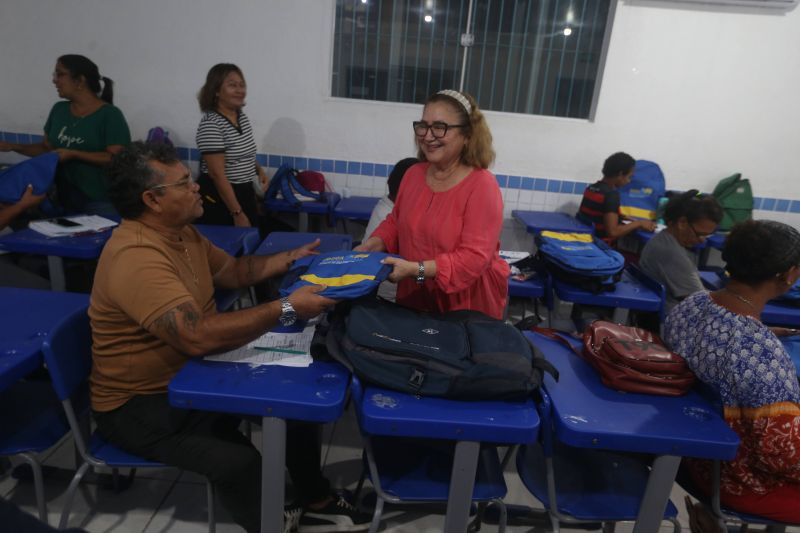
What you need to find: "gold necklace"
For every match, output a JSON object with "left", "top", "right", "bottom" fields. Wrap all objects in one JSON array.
[
  {"left": 182, "top": 245, "right": 199, "bottom": 285},
  {"left": 724, "top": 287, "right": 756, "bottom": 310}
]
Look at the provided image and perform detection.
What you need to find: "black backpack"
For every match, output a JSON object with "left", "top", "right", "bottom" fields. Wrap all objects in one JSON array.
[{"left": 325, "top": 298, "right": 557, "bottom": 401}]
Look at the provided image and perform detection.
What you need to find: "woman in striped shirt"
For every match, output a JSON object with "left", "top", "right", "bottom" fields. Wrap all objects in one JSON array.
[{"left": 195, "top": 64, "right": 268, "bottom": 228}]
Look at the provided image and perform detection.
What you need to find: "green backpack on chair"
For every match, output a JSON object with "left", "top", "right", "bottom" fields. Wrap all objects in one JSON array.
[{"left": 711, "top": 173, "right": 753, "bottom": 231}]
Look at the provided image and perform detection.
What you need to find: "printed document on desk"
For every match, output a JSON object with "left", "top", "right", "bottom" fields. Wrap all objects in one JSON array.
[
  {"left": 29, "top": 215, "right": 118, "bottom": 237},
  {"left": 204, "top": 325, "right": 315, "bottom": 367}
]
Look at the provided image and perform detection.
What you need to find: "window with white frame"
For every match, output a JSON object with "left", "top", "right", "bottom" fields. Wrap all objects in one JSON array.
[{"left": 331, "top": 0, "right": 615, "bottom": 119}]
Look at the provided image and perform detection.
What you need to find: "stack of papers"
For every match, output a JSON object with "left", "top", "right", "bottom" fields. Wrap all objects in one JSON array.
[
  {"left": 205, "top": 325, "right": 315, "bottom": 367},
  {"left": 29, "top": 215, "right": 118, "bottom": 237}
]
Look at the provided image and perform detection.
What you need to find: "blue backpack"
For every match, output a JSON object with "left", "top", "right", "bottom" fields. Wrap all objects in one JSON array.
[
  {"left": 618, "top": 160, "right": 666, "bottom": 221},
  {"left": 279, "top": 251, "right": 394, "bottom": 299},
  {"left": 535, "top": 231, "right": 625, "bottom": 293},
  {"left": 0, "top": 152, "right": 59, "bottom": 203},
  {"left": 265, "top": 163, "right": 325, "bottom": 207}
]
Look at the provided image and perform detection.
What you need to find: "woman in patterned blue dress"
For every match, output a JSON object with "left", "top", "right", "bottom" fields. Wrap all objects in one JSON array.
[{"left": 665, "top": 220, "right": 800, "bottom": 522}]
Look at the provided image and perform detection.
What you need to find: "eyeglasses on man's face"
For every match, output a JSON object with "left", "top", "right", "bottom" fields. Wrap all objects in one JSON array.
[
  {"left": 149, "top": 175, "right": 196, "bottom": 192},
  {"left": 412, "top": 121, "right": 467, "bottom": 139}
]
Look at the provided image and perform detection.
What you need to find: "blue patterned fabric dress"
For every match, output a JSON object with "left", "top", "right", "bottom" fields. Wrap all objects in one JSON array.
[{"left": 664, "top": 291, "right": 800, "bottom": 518}]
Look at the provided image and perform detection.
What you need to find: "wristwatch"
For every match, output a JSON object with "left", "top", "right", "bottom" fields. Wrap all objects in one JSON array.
[{"left": 279, "top": 297, "right": 297, "bottom": 326}]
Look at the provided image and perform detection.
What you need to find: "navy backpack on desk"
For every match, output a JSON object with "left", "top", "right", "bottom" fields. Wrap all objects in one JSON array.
[
  {"left": 279, "top": 251, "right": 394, "bottom": 299},
  {"left": 0, "top": 152, "right": 59, "bottom": 203}
]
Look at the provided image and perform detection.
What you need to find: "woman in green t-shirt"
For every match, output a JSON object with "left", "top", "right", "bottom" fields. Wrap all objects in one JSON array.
[{"left": 0, "top": 54, "right": 131, "bottom": 216}]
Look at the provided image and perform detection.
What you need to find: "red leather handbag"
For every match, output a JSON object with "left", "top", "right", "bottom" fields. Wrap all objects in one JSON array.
[
  {"left": 532, "top": 322, "right": 695, "bottom": 396},
  {"left": 582, "top": 321, "right": 695, "bottom": 396}
]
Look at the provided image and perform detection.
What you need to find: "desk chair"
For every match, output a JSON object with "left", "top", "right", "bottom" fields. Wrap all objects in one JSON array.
[
  {"left": 516, "top": 388, "right": 681, "bottom": 533},
  {"left": 40, "top": 307, "right": 216, "bottom": 532},
  {"left": 0, "top": 378, "right": 70, "bottom": 523},
  {"left": 508, "top": 272, "right": 553, "bottom": 325},
  {"left": 350, "top": 377, "right": 508, "bottom": 533}
]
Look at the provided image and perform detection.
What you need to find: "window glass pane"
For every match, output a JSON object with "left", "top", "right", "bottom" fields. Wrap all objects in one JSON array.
[{"left": 332, "top": 0, "right": 612, "bottom": 119}]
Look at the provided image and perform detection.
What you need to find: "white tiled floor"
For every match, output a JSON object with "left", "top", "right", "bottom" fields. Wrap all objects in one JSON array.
[{"left": 8, "top": 400, "right": 793, "bottom": 533}]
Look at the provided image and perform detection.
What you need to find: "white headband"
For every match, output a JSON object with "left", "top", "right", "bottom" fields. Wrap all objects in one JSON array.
[{"left": 437, "top": 90, "right": 472, "bottom": 115}]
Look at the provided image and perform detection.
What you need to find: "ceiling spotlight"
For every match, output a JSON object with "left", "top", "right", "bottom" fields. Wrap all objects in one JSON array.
[
  {"left": 563, "top": 27, "right": 572, "bottom": 36},
  {"left": 424, "top": 14, "right": 433, "bottom": 23}
]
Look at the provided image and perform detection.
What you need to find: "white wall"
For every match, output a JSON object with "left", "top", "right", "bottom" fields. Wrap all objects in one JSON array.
[{"left": 1, "top": 0, "right": 798, "bottom": 228}]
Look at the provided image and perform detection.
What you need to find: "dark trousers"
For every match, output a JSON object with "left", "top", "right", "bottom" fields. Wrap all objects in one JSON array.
[
  {"left": 94, "top": 393, "right": 330, "bottom": 533},
  {"left": 196, "top": 174, "right": 261, "bottom": 230}
]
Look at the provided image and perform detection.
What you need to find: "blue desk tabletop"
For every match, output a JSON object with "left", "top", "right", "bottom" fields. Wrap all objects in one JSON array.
[
  {"left": 0, "top": 288, "right": 89, "bottom": 391},
  {"left": 706, "top": 233, "right": 726, "bottom": 250},
  {"left": 526, "top": 331, "right": 739, "bottom": 459},
  {"left": 333, "top": 196, "right": 379, "bottom": 221},
  {"left": 0, "top": 226, "right": 112, "bottom": 259},
  {"left": 553, "top": 269, "right": 662, "bottom": 312},
  {"left": 169, "top": 359, "right": 349, "bottom": 422},
  {"left": 508, "top": 275, "right": 546, "bottom": 299},
  {"left": 352, "top": 377, "right": 539, "bottom": 444},
  {"left": 265, "top": 193, "right": 341, "bottom": 215},
  {"left": 255, "top": 232, "right": 352, "bottom": 255},
  {"left": 512, "top": 210, "right": 593, "bottom": 235},
  {"left": 194, "top": 224, "right": 257, "bottom": 256}
]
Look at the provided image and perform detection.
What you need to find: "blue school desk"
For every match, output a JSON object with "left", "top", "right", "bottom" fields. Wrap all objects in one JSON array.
[
  {"left": 0, "top": 288, "right": 89, "bottom": 391},
  {"left": 352, "top": 377, "right": 539, "bottom": 533},
  {"left": 332, "top": 196, "right": 379, "bottom": 224},
  {"left": 526, "top": 330, "right": 739, "bottom": 533},
  {"left": 169, "top": 358, "right": 349, "bottom": 533},
  {"left": 265, "top": 193, "right": 341, "bottom": 232},
  {"left": 255, "top": 231, "right": 352, "bottom": 255},
  {"left": 512, "top": 210, "right": 593, "bottom": 235},
  {"left": 0, "top": 227, "right": 113, "bottom": 290},
  {"left": 194, "top": 224, "right": 258, "bottom": 256},
  {"left": 553, "top": 266, "right": 664, "bottom": 324}
]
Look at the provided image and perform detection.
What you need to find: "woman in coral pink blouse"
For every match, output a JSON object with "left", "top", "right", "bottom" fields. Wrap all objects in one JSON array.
[{"left": 356, "top": 90, "right": 509, "bottom": 319}]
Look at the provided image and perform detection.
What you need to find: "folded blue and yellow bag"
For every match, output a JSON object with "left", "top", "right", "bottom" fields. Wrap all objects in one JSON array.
[
  {"left": 0, "top": 152, "right": 59, "bottom": 203},
  {"left": 279, "top": 251, "right": 396, "bottom": 299}
]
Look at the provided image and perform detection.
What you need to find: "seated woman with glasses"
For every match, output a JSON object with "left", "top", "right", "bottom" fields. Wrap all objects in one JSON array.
[
  {"left": 639, "top": 191, "right": 723, "bottom": 312},
  {"left": 355, "top": 90, "right": 509, "bottom": 320},
  {"left": 665, "top": 219, "right": 800, "bottom": 523}
]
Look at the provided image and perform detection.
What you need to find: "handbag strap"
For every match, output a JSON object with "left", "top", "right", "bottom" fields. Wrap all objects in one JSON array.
[{"left": 531, "top": 327, "right": 583, "bottom": 358}]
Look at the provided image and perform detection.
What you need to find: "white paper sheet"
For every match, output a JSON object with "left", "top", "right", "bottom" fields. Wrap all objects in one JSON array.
[
  {"left": 204, "top": 325, "right": 315, "bottom": 367},
  {"left": 29, "top": 215, "right": 118, "bottom": 237}
]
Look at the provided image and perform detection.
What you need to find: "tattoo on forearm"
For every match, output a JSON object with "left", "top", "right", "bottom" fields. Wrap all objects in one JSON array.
[{"left": 176, "top": 302, "right": 200, "bottom": 332}]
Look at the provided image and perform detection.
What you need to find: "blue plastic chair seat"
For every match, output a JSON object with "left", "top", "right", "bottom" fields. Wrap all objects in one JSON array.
[
  {"left": 0, "top": 379, "right": 68, "bottom": 455},
  {"left": 88, "top": 433, "right": 165, "bottom": 468},
  {"left": 368, "top": 436, "right": 506, "bottom": 502},
  {"left": 518, "top": 442, "right": 679, "bottom": 522}
]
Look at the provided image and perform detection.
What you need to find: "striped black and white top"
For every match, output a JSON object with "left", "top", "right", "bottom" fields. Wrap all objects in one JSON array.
[{"left": 196, "top": 110, "right": 258, "bottom": 185}]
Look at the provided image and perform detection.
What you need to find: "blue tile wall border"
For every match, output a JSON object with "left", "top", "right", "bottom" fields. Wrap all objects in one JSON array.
[{"left": 0, "top": 130, "right": 798, "bottom": 212}]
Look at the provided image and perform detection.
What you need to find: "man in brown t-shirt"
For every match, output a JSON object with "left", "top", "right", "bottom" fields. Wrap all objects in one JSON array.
[{"left": 90, "top": 142, "right": 370, "bottom": 533}]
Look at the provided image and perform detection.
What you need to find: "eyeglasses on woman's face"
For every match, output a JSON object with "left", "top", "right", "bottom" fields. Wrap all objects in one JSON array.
[
  {"left": 412, "top": 120, "right": 466, "bottom": 139},
  {"left": 688, "top": 221, "right": 715, "bottom": 240}
]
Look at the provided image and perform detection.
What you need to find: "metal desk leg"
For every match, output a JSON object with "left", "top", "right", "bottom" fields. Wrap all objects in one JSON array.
[
  {"left": 632, "top": 454, "right": 680, "bottom": 533},
  {"left": 262, "top": 416, "right": 286, "bottom": 533},
  {"left": 611, "top": 307, "right": 629, "bottom": 325},
  {"left": 298, "top": 213, "right": 309, "bottom": 233},
  {"left": 48, "top": 255, "right": 66, "bottom": 291},
  {"left": 443, "top": 440, "right": 480, "bottom": 533}
]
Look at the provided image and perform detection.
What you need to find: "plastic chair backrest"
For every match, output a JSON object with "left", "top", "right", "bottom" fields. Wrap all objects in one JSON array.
[{"left": 41, "top": 306, "right": 92, "bottom": 402}]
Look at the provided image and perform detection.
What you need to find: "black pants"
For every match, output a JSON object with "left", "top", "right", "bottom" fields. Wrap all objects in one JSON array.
[
  {"left": 196, "top": 174, "right": 260, "bottom": 230},
  {"left": 93, "top": 394, "right": 330, "bottom": 533}
]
